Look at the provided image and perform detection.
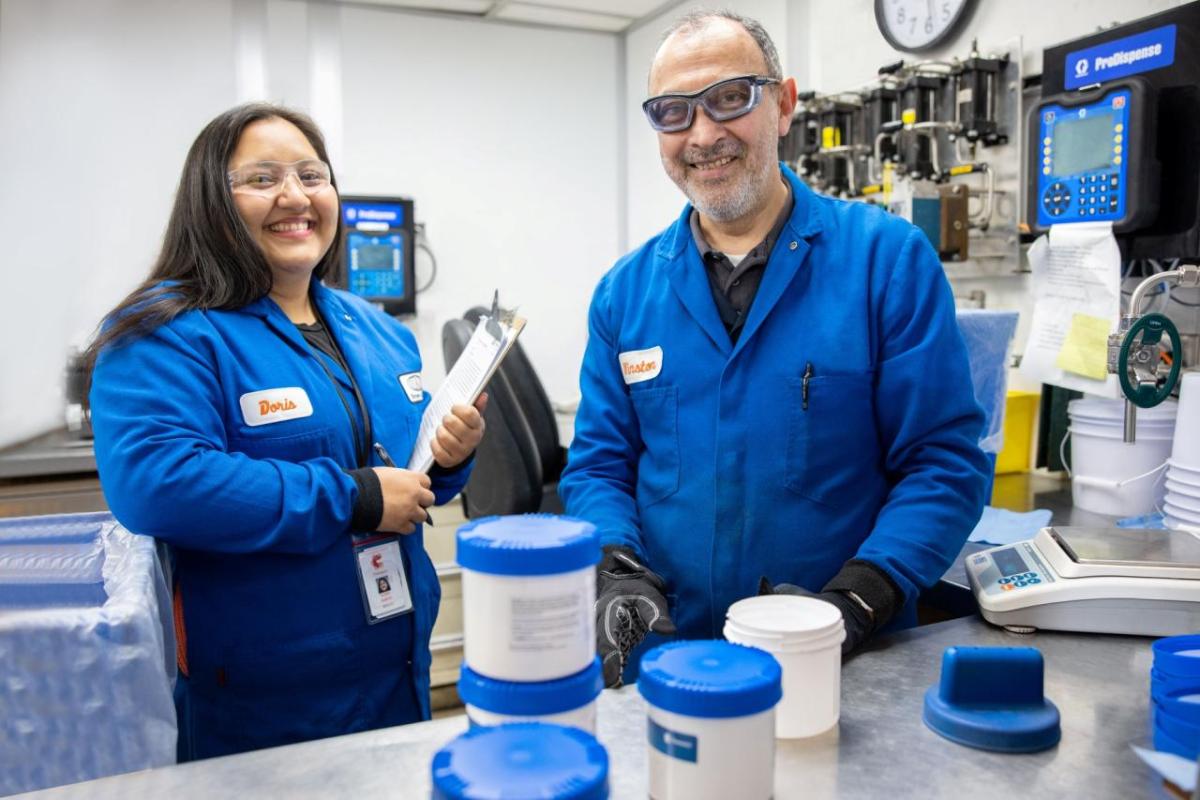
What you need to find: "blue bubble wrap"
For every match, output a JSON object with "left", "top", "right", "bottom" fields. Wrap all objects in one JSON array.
[
  {"left": 0, "top": 512, "right": 176, "bottom": 795},
  {"left": 956, "top": 310, "right": 1020, "bottom": 454}
]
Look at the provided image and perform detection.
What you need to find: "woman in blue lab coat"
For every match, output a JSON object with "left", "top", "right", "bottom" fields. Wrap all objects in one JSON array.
[{"left": 85, "top": 103, "right": 485, "bottom": 760}]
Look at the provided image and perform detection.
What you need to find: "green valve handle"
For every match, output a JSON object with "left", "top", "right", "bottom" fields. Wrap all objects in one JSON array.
[{"left": 1117, "top": 312, "right": 1182, "bottom": 409}]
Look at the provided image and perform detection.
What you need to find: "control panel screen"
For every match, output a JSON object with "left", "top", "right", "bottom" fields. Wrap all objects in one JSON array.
[
  {"left": 1053, "top": 112, "right": 1117, "bottom": 177},
  {"left": 1035, "top": 87, "right": 1131, "bottom": 227},
  {"left": 992, "top": 547, "right": 1029, "bottom": 577},
  {"left": 347, "top": 231, "right": 406, "bottom": 299}
]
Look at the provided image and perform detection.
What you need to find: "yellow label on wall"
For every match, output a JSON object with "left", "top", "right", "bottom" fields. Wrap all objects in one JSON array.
[{"left": 1056, "top": 313, "right": 1112, "bottom": 380}]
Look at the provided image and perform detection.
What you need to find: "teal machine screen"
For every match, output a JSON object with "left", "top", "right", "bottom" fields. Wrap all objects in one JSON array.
[{"left": 340, "top": 196, "right": 416, "bottom": 315}]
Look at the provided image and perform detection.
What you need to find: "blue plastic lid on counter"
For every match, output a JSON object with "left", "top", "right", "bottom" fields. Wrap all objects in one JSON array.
[
  {"left": 456, "top": 515, "right": 599, "bottom": 576},
  {"left": 459, "top": 657, "right": 603, "bottom": 716},
  {"left": 923, "top": 646, "right": 1060, "bottom": 753},
  {"left": 431, "top": 722, "right": 609, "bottom": 800},
  {"left": 637, "top": 640, "right": 782, "bottom": 719}
]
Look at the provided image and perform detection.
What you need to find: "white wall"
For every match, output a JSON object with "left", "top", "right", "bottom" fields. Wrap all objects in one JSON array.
[
  {"left": 0, "top": 0, "right": 621, "bottom": 449},
  {"left": 334, "top": 4, "right": 621, "bottom": 400},
  {"left": 0, "top": 0, "right": 237, "bottom": 449}
]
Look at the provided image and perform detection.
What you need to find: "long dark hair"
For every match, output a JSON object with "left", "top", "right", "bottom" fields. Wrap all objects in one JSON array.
[{"left": 82, "top": 102, "right": 343, "bottom": 399}]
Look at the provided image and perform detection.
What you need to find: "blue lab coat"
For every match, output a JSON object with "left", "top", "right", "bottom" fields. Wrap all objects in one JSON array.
[
  {"left": 91, "top": 280, "right": 469, "bottom": 760},
  {"left": 560, "top": 165, "right": 990, "bottom": 657}
]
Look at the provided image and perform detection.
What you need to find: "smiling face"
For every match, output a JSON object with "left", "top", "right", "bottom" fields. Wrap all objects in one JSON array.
[
  {"left": 227, "top": 117, "right": 339, "bottom": 284},
  {"left": 649, "top": 18, "right": 793, "bottom": 224}
]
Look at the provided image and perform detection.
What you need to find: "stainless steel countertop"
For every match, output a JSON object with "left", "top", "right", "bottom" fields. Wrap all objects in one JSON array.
[
  {"left": 0, "top": 430, "right": 95, "bottom": 480},
  {"left": 14, "top": 616, "right": 1172, "bottom": 799}
]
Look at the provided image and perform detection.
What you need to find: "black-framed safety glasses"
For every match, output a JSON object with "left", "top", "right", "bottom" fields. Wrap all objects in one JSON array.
[{"left": 642, "top": 74, "right": 779, "bottom": 133}]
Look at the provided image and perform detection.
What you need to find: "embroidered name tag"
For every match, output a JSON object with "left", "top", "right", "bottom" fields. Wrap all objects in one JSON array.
[
  {"left": 398, "top": 372, "right": 424, "bottom": 403},
  {"left": 618, "top": 346, "right": 663, "bottom": 385},
  {"left": 239, "top": 387, "right": 314, "bottom": 427}
]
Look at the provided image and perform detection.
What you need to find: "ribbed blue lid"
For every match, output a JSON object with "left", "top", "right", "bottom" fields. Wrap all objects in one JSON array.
[
  {"left": 922, "top": 646, "right": 1060, "bottom": 753},
  {"left": 456, "top": 515, "right": 599, "bottom": 576},
  {"left": 637, "top": 640, "right": 781, "bottom": 719},
  {"left": 1153, "top": 634, "right": 1200, "bottom": 678},
  {"left": 431, "top": 722, "right": 609, "bottom": 800},
  {"left": 460, "top": 658, "right": 602, "bottom": 716}
]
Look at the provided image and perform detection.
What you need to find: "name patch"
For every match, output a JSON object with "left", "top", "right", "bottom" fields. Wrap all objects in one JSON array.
[
  {"left": 619, "top": 346, "right": 663, "bottom": 385},
  {"left": 398, "top": 372, "right": 424, "bottom": 403},
  {"left": 239, "top": 387, "right": 314, "bottom": 427}
]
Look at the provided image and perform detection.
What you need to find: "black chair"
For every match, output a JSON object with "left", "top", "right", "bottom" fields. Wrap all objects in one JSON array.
[{"left": 441, "top": 308, "right": 567, "bottom": 518}]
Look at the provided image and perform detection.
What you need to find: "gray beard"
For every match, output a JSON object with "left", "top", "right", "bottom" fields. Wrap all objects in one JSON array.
[{"left": 673, "top": 153, "right": 777, "bottom": 223}]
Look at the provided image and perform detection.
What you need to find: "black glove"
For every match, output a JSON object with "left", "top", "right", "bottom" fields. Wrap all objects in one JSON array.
[
  {"left": 757, "top": 559, "right": 902, "bottom": 655},
  {"left": 596, "top": 546, "right": 676, "bottom": 687}
]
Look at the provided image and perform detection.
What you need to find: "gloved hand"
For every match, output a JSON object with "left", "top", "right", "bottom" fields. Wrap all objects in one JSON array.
[
  {"left": 756, "top": 577, "right": 871, "bottom": 655},
  {"left": 596, "top": 546, "right": 676, "bottom": 687},
  {"left": 757, "top": 560, "right": 901, "bottom": 656}
]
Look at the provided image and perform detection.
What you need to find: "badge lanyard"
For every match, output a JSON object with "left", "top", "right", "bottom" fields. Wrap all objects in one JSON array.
[{"left": 303, "top": 308, "right": 414, "bottom": 624}]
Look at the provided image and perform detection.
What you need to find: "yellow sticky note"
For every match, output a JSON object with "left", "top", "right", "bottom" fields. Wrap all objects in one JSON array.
[{"left": 1056, "top": 313, "right": 1112, "bottom": 380}]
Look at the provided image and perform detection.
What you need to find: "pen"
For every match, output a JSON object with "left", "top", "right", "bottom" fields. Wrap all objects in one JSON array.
[{"left": 373, "top": 442, "right": 434, "bottom": 526}]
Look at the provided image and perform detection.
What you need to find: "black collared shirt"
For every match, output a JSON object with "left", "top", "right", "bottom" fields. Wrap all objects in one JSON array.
[{"left": 690, "top": 181, "right": 794, "bottom": 344}]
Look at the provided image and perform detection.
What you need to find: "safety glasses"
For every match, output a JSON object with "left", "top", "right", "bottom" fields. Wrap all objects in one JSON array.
[
  {"left": 227, "top": 159, "right": 332, "bottom": 197},
  {"left": 643, "top": 74, "right": 779, "bottom": 133}
]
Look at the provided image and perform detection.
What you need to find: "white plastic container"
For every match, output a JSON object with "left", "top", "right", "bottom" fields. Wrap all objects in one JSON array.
[
  {"left": 458, "top": 657, "right": 602, "bottom": 734},
  {"left": 457, "top": 515, "right": 598, "bottom": 682},
  {"left": 724, "top": 595, "right": 845, "bottom": 738},
  {"left": 637, "top": 640, "right": 781, "bottom": 800},
  {"left": 1068, "top": 398, "right": 1176, "bottom": 516}
]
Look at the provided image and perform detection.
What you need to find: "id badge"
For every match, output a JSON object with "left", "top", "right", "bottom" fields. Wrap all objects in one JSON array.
[{"left": 353, "top": 536, "right": 414, "bottom": 624}]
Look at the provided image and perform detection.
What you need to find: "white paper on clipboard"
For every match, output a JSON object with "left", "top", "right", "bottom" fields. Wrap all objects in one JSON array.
[{"left": 405, "top": 314, "right": 526, "bottom": 472}]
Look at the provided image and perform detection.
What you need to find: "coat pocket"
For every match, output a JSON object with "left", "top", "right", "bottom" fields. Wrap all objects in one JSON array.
[
  {"left": 630, "top": 385, "right": 680, "bottom": 507},
  {"left": 784, "top": 371, "right": 878, "bottom": 507},
  {"left": 227, "top": 426, "right": 337, "bottom": 463}
]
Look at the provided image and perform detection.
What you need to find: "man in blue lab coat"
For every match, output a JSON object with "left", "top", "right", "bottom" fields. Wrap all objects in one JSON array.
[{"left": 559, "top": 10, "right": 990, "bottom": 686}]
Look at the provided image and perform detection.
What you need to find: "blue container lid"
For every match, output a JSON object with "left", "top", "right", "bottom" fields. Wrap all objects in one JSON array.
[
  {"left": 1151, "top": 668, "right": 1200, "bottom": 702},
  {"left": 460, "top": 658, "right": 602, "bottom": 717},
  {"left": 637, "top": 640, "right": 781, "bottom": 719},
  {"left": 431, "top": 722, "right": 609, "bottom": 800},
  {"left": 1153, "top": 635, "right": 1200, "bottom": 678},
  {"left": 456, "top": 515, "right": 599, "bottom": 576},
  {"left": 922, "top": 646, "right": 1060, "bottom": 754},
  {"left": 1154, "top": 717, "right": 1200, "bottom": 761}
]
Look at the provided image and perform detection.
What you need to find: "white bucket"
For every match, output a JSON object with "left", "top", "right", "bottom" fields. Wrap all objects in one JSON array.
[
  {"left": 1172, "top": 374, "right": 1200, "bottom": 471},
  {"left": 457, "top": 515, "right": 598, "bottom": 682},
  {"left": 1165, "top": 500, "right": 1200, "bottom": 526},
  {"left": 1067, "top": 398, "right": 1175, "bottom": 517},
  {"left": 724, "top": 595, "right": 845, "bottom": 738},
  {"left": 459, "top": 658, "right": 602, "bottom": 734},
  {"left": 637, "top": 641, "right": 780, "bottom": 800},
  {"left": 1166, "top": 490, "right": 1200, "bottom": 515}
]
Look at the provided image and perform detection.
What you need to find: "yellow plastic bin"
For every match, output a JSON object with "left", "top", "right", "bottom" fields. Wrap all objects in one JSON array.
[{"left": 995, "top": 390, "right": 1040, "bottom": 474}]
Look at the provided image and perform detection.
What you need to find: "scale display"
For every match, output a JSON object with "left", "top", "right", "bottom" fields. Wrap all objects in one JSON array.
[{"left": 1036, "top": 88, "right": 1131, "bottom": 226}]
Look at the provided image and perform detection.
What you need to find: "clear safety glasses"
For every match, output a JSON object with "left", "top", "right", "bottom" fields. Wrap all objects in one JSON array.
[
  {"left": 227, "top": 159, "right": 333, "bottom": 197},
  {"left": 642, "top": 74, "right": 779, "bottom": 133}
]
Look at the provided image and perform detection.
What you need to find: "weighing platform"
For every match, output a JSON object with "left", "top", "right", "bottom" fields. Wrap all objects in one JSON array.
[
  {"left": 969, "top": 527, "right": 1200, "bottom": 636},
  {"left": 12, "top": 616, "right": 1174, "bottom": 799}
]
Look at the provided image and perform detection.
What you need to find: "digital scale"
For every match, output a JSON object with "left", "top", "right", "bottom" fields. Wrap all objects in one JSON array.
[{"left": 967, "top": 527, "right": 1200, "bottom": 637}]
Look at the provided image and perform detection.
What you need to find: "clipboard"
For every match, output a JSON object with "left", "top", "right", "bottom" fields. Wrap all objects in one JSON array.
[{"left": 405, "top": 304, "right": 526, "bottom": 472}]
